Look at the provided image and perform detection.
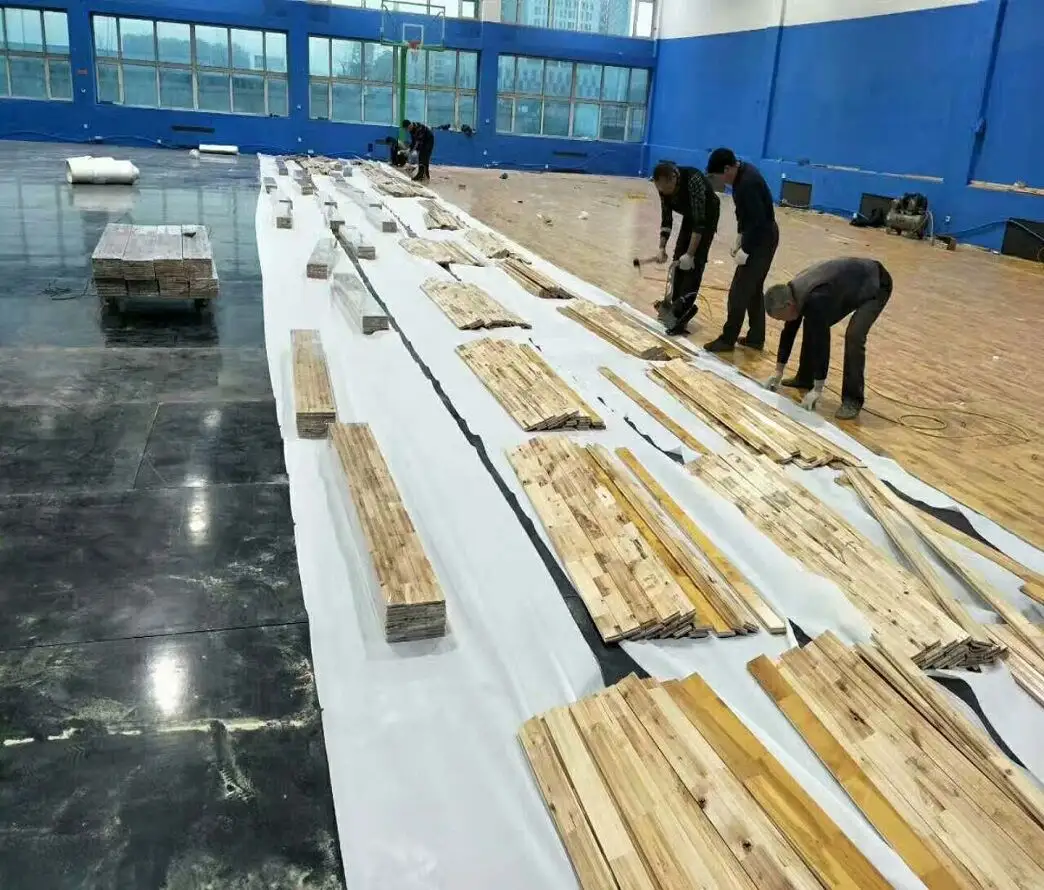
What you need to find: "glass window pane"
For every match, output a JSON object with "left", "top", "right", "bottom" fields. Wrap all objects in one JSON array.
[
  {"left": 363, "top": 85, "right": 393, "bottom": 123},
  {"left": 120, "top": 18, "right": 155, "bottom": 62},
  {"left": 551, "top": 1, "right": 575, "bottom": 31},
  {"left": 573, "top": 102, "right": 599, "bottom": 138},
  {"left": 94, "top": 17, "right": 119, "bottom": 59},
  {"left": 332, "top": 39, "right": 362, "bottom": 79},
  {"left": 602, "top": 66, "right": 628, "bottom": 101},
  {"left": 458, "top": 52, "right": 477, "bottom": 90},
  {"left": 405, "top": 87, "right": 424, "bottom": 122},
  {"left": 332, "top": 81, "right": 362, "bottom": 121},
  {"left": 310, "top": 80, "right": 329, "bottom": 118},
  {"left": 636, "top": 1, "right": 655, "bottom": 38},
  {"left": 196, "top": 26, "right": 229, "bottom": 68},
  {"left": 605, "top": 0, "right": 632, "bottom": 35},
  {"left": 628, "top": 69, "right": 648, "bottom": 104},
  {"left": 231, "top": 29, "right": 264, "bottom": 71},
  {"left": 9, "top": 56, "right": 46, "bottom": 99},
  {"left": 514, "top": 98, "right": 541, "bottom": 135},
  {"left": 428, "top": 51, "right": 455, "bottom": 87},
  {"left": 600, "top": 103, "right": 627, "bottom": 140},
  {"left": 6, "top": 9, "right": 43, "bottom": 53},
  {"left": 97, "top": 62, "right": 120, "bottom": 102},
  {"left": 497, "top": 55, "right": 515, "bottom": 92},
  {"left": 265, "top": 33, "right": 287, "bottom": 73},
  {"left": 518, "top": 0, "right": 549, "bottom": 27},
  {"left": 627, "top": 107, "right": 646, "bottom": 142},
  {"left": 502, "top": 0, "right": 518, "bottom": 21},
  {"left": 43, "top": 12, "right": 69, "bottom": 54},
  {"left": 544, "top": 60, "right": 571, "bottom": 97},
  {"left": 156, "top": 22, "right": 191, "bottom": 65},
  {"left": 577, "top": 0, "right": 602, "bottom": 32},
  {"left": 459, "top": 93, "right": 475, "bottom": 128},
  {"left": 309, "top": 37, "right": 329, "bottom": 77},
  {"left": 543, "top": 100, "right": 569, "bottom": 137},
  {"left": 198, "top": 71, "right": 230, "bottom": 111},
  {"left": 233, "top": 73, "right": 265, "bottom": 114},
  {"left": 159, "top": 67, "right": 194, "bottom": 109},
  {"left": 48, "top": 60, "right": 72, "bottom": 100},
  {"left": 267, "top": 77, "right": 287, "bottom": 116},
  {"left": 427, "top": 90, "right": 455, "bottom": 127},
  {"left": 516, "top": 57, "right": 543, "bottom": 95},
  {"left": 0, "top": 59, "right": 9, "bottom": 97},
  {"left": 575, "top": 63, "right": 601, "bottom": 99},
  {"left": 123, "top": 63, "right": 158, "bottom": 106},
  {"left": 405, "top": 48, "right": 425, "bottom": 85},
  {"left": 364, "top": 44, "right": 393, "bottom": 83},
  {"left": 496, "top": 97, "right": 512, "bottom": 132}
]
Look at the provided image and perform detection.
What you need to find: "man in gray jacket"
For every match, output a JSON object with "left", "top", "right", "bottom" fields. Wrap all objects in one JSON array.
[{"left": 762, "top": 258, "right": 893, "bottom": 420}]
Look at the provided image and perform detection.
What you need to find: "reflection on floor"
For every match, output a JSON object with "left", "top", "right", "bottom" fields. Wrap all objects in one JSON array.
[{"left": 0, "top": 142, "right": 344, "bottom": 888}]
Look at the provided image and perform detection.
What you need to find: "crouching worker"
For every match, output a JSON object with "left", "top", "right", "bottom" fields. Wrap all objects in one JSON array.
[
  {"left": 762, "top": 258, "right": 893, "bottom": 420},
  {"left": 651, "top": 160, "right": 720, "bottom": 335}
]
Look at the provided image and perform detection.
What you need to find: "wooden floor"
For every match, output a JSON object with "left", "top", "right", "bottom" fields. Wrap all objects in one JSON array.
[{"left": 431, "top": 167, "right": 1044, "bottom": 551}]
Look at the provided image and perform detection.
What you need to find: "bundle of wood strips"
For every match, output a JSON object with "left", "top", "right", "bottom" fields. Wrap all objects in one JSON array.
[
  {"left": 291, "top": 329, "right": 337, "bottom": 438},
  {"left": 401, "top": 238, "right": 481, "bottom": 268},
  {"left": 465, "top": 228, "right": 512, "bottom": 259},
  {"left": 500, "top": 256, "right": 576, "bottom": 299},
  {"left": 559, "top": 299, "right": 684, "bottom": 360},
  {"left": 420, "top": 199, "right": 462, "bottom": 230},
  {"left": 364, "top": 165, "right": 428, "bottom": 198},
  {"left": 421, "top": 279, "right": 529, "bottom": 330}
]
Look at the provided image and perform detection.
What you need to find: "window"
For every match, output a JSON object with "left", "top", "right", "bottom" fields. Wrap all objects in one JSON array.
[
  {"left": 309, "top": 37, "right": 477, "bottom": 129},
  {"left": 308, "top": 0, "right": 479, "bottom": 16},
  {"left": 496, "top": 56, "right": 648, "bottom": 143},
  {"left": 91, "top": 17, "right": 288, "bottom": 116},
  {"left": 503, "top": 0, "right": 656, "bottom": 38},
  {"left": 0, "top": 8, "right": 71, "bottom": 101}
]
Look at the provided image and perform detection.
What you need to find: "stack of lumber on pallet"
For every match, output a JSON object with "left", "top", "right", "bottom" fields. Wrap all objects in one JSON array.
[
  {"left": 335, "top": 225, "right": 375, "bottom": 261},
  {"left": 691, "top": 450, "right": 992, "bottom": 668},
  {"left": 421, "top": 278, "right": 529, "bottom": 330},
  {"left": 559, "top": 299, "right": 684, "bottom": 360},
  {"left": 291, "top": 329, "right": 337, "bottom": 438},
  {"left": 420, "top": 198, "right": 461, "bottom": 230},
  {"left": 652, "top": 360, "right": 859, "bottom": 468},
  {"left": 330, "top": 423, "right": 446, "bottom": 641},
  {"left": 465, "top": 228, "right": 512, "bottom": 259},
  {"left": 401, "top": 237, "right": 481, "bottom": 268},
  {"left": 270, "top": 191, "right": 293, "bottom": 229},
  {"left": 457, "top": 339, "right": 603, "bottom": 431},
  {"left": 292, "top": 169, "right": 315, "bottom": 195},
  {"left": 500, "top": 256, "right": 575, "bottom": 299},
  {"left": 330, "top": 270, "right": 387, "bottom": 335},
  {"left": 750, "top": 633, "right": 1044, "bottom": 889},
  {"left": 508, "top": 439, "right": 783, "bottom": 641},
  {"left": 306, "top": 237, "right": 338, "bottom": 280},
  {"left": 599, "top": 367, "right": 708, "bottom": 455},
  {"left": 520, "top": 671, "right": 890, "bottom": 890}
]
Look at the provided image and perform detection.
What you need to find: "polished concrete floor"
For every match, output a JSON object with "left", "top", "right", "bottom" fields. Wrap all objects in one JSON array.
[{"left": 0, "top": 143, "right": 344, "bottom": 888}]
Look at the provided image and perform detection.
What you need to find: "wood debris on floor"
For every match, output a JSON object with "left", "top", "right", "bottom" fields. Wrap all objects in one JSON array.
[
  {"left": 330, "top": 423, "right": 446, "bottom": 642},
  {"left": 291, "top": 329, "right": 337, "bottom": 438},
  {"left": 750, "top": 632, "right": 1044, "bottom": 889},
  {"left": 457, "top": 339, "right": 603, "bottom": 431},
  {"left": 330, "top": 270, "right": 387, "bottom": 335},
  {"left": 508, "top": 439, "right": 782, "bottom": 641},
  {"left": 421, "top": 278, "right": 529, "bottom": 330},
  {"left": 520, "top": 670, "right": 889, "bottom": 890},
  {"left": 651, "top": 359, "right": 859, "bottom": 468},
  {"left": 691, "top": 451, "right": 994, "bottom": 668},
  {"left": 401, "top": 237, "right": 482, "bottom": 268},
  {"left": 501, "top": 256, "right": 577, "bottom": 299},
  {"left": 420, "top": 198, "right": 462, "bottom": 230},
  {"left": 559, "top": 298, "right": 685, "bottom": 360},
  {"left": 465, "top": 228, "right": 513, "bottom": 259}
]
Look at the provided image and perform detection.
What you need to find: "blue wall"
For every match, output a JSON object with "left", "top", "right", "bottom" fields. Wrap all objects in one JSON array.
[{"left": 0, "top": 0, "right": 655, "bottom": 175}]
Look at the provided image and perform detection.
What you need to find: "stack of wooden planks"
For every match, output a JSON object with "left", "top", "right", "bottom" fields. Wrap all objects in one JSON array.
[
  {"left": 306, "top": 237, "right": 338, "bottom": 280},
  {"left": 520, "top": 671, "right": 891, "bottom": 890},
  {"left": 457, "top": 339, "right": 603, "bottom": 431},
  {"left": 465, "top": 228, "right": 512, "bottom": 259},
  {"left": 559, "top": 299, "right": 684, "bottom": 360},
  {"left": 331, "top": 271, "right": 388, "bottom": 335},
  {"left": 270, "top": 191, "right": 293, "bottom": 229},
  {"left": 651, "top": 360, "right": 859, "bottom": 468},
  {"left": 508, "top": 439, "right": 784, "bottom": 641},
  {"left": 750, "top": 632, "right": 1044, "bottom": 889},
  {"left": 501, "top": 256, "right": 576, "bottom": 299},
  {"left": 365, "top": 164, "right": 429, "bottom": 197},
  {"left": 295, "top": 155, "right": 345, "bottom": 176},
  {"left": 292, "top": 168, "right": 316, "bottom": 195},
  {"left": 599, "top": 368, "right": 708, "bottom": 456},
  {"left": 291, "top": 329, "right": 337, "bottom": 438},
  {"left": 275, "top": 157, "right": 288, "bottom": 176},
  {"left": 322, "top": 199, "right": 345, "bottom": 232},
  {"left": 691, "top": 450, "right": 993, "bottom": 668},
  {"left": 335, "top": 225, "right": 375, "bottom": 261},
  {"left": 401, "top": 237, "right": 481, "bottom": 268},
  {"left": 420, "top": 198, "right": 462, "bottom": 230},
  {"left": 262, "top": 176, "right": 277, "bottom": 194},
  {"left": 330, "top": 423, "right": 446, "bottom": 642},
  {"left": 421, "top": 278, "right": 529, "bottom": 330}
]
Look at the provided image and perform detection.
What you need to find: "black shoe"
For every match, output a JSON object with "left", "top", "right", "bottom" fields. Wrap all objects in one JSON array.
[
  {"left": 738, "top": 336, "right": 764, "bottom": 350},
  {"left": 704, "top": 338, "right": 735, "bottom": 353},
  {"left": 781, "top": 376, "right": 812, "bottom": 390},
  {"left": 835, "top": 401, "right": 862, "bottom": 420},
  {"left": 666, "top": 323, "right": 690, "bottom": 336}
]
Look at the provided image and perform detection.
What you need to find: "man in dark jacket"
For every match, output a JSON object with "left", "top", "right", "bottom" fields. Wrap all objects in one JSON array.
[
  {"left": 651, "top": 160, "right": 720, "bottom": 335},
  {"left": 762, "top": 257, "right": 893, "bottom": 420},
  {"left": 704, "top": 147, "right": 779, "bottom": 353},
  {"left": 403, "top": 119, "right": 434, "bottom": 182}
]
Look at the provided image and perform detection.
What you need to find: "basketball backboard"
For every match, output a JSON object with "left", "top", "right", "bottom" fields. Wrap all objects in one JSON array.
[{"left": 380, "top": 1, "right": 446, "bottom": 49}]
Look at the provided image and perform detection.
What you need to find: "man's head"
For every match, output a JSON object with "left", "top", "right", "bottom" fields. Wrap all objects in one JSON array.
[
  {"left": 652, "top": 160, "right": 680, "bottom": 197},
  {"left": 402, "top": 119, "right": 413, "bottom": 132},
  {"left": 707, "top": 147, "right": 740, "bottom": 185},
  {"left": 765, "top": 282, "right": 800, "bottom": 321}
]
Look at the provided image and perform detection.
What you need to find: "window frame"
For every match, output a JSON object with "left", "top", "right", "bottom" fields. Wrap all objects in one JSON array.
[
  {"left": 0, "top": 7, "right": 72, "bottom": 102},
  {"left": 503, "top": 0, "right": 656, "bottom": 39}
]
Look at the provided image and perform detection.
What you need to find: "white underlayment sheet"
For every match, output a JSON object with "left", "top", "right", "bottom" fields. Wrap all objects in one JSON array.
[{"left": 257, "top": 156, "right": 1043, "bottom": 890}]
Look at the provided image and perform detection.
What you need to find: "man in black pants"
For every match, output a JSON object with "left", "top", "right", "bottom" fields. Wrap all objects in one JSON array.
[
  {"left": 762, "top": 257, "right": 893, "bottom": 420},
  {"left": 651, "top": 160, "right": 720, "bottom": 335},
  {"left": 705, "top": 147, "right": 779, "bottom": 352},
  {"left": 402, "top": 119, "right": 434, "bottom": 183}
]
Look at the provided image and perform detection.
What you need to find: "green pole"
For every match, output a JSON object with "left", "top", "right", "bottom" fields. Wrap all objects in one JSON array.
[{"left": 397, "top": 46, "right": 407, "bottom": 144}]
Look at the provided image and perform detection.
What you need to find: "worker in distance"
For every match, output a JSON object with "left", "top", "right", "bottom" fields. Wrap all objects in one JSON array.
[
  {"left": 402, "top": 119, "right": 435, "bottom": 183},
  {"left": 762, "top": 258, "right": 893, "bottom": 420}
]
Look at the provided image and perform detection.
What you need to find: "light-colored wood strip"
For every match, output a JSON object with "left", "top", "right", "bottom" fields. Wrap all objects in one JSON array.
[
  {"left": 599, "top": 367, "right": 707, "bottom": 454},
  {"left": 421, "top": 278, "right": 529, "bottom": 330},
  {"left": 291, "top": 329, "right": 337, "bottom": 438},
  {"left": 560, "top": 300, "right": 683, "bottom": 360}
]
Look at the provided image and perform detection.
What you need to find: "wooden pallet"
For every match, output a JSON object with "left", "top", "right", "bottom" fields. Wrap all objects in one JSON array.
[
  {"left": 306, "top": 237, "right": 338, "bottom": 280},
  {"left": 501, "top": 256, "right": 575, "bottom": 299},
  {"left": 335, "top": 225, "right": 376, "bottom": 261},
  {"left": 189, "top": 274, "right": 219, "bottom": 298},
  {"left": 331, "top": 270, "right": 387, "bottom": 335},
  {"left": 560, "top": 299, "right": 685, "bottom": 360},
  {"left": 457, "top": 339, "right": 603, "bottom": 431},
  {"left": 421, "top": 198, "right": 462, "bottom": 230},
  {"left": 291, "top": 329, "right": 337, "bottom": 439},
  {"left": 179, "top": 225, "right": 214, "bottom": 278},
  {"left": 95, "top": 278, "right": 127, "bottom": 300},
  {"left": 465, "top": 228, "right": 512, "bottom": 260},
  {"left": 750, "top": 633, "right": 1044, "bottom": 889},
  {"left": 651, "top": 359, "right": 860, "bottom": 468},
  {"left": 401, "top": 238, "right": 481, "bottom": 268},
  {"left": 420, "top": 278, "right": 529, "bottom": 330},
  {"left": 520, "top": 671, "right": 889, "bottom": 890},
  {"left": 330, "top": 423, "right": 446, "bottom": 642}
]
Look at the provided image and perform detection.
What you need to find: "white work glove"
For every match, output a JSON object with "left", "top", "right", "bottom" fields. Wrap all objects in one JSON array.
[
  {"left": 678, "top": 253, "right": 695, "bottom": 272},
  {"left": 801, "top": 381, "right": 825, "bottom": 411},
  {"left": 655, "top": 248, "right": 668, "bottom": 264},
  {"left": 763, "top": 365, "right": 785, "bottom": 391},
  {"left": 734, "top": 249, "right": 749, "bottom": 267}
]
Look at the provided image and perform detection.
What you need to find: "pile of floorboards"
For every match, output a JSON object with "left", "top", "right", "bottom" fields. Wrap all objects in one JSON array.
[
  {"left": 306, "top": 237, "right": 338, "bottom": 279},
  {"left": 651, "top": 360, "right": 859, "bottom": 468},
  {"left": 465, "top": 228, "right": 512, "bottom": 259},
  {"left": 500, "top": 256, "right": 575, "bottom": 299},
  {"left": 420, "top": 199, "right": 462, "bottom": 230},
  {"left": 520, "top": 671, "right": 890, "bottom": 890},
  {"left": 750, "top": 633, "right": 1044, "bottom": 889},
  {"left": 330, "top": 423, "right": 446, "bottom": 642},
  {"left": 599, "top": 368, "right": 708, "bottom": 456},
  {"left": 291, "top": 329, "right": 337, "bottom": 438},
  {"left": 559, "top": 299, "right": 684, "bottom": 360},
  {"left": 365, "top": 165, "right": 428, "bottom": 198},
  {"left": 691, "top": 450, "right": 992, "bottom": 668},
  {"left": 295, "top": 155, "right": 346, "bottom": 176},
  {"left": 457, "top": 339, "right": 603, "bottom": 431},
  {"left": 508, "top": 439, "right": 784, "bottom": 641},
  {"left": 401, "top": 238, "right": 480, "bottom": 268},
  {"left": 330, "top": 271, "right": 387, "bottom": 335},
  {"left": 421, "top": 279, "right": 529, "bottom": 330}
]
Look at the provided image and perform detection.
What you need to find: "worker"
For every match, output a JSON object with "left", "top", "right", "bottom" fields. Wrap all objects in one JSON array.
[
  {"left": 762, "top": 257, "right": 893, "bottom": 420},
  {"left": 704, "top": 147, "right": 779, "bottom": 353},
  {"left": 402, "top": 119, "right": 434, "bottom": 183},
  {"left": 651, "top": 159, "right": 720, "bottom": 335}
]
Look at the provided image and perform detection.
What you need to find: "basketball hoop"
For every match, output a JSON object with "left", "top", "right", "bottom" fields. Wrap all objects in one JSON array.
[{"left": 407, "top": 39, "right": 422, "bottom": 55}]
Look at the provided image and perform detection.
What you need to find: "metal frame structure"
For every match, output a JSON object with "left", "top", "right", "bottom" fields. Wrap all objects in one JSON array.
[
  {"left": 0, "top": 7, "right": 72, "bottom": 101},
  {"left": 379, "top": 1, "right": 447, "bottom": 142}
]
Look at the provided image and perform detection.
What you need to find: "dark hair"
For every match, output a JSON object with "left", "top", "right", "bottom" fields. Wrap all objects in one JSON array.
[
  {"left": 651, "top": 160, "right": 678, "bottom": 183},
  {"left": 707, "top": 147, "right": 738, "bottom": 174},
  {"left": 401, "top": 119, "right": 411, "bottom": 128}
]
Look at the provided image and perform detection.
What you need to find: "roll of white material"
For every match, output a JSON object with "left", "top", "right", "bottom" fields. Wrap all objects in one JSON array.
[
  {"left": 198, "top": 144, "right": 239, "bottom": 155},
  {"left": 65, "top": 156, "right": 140, "bottom": 185}
]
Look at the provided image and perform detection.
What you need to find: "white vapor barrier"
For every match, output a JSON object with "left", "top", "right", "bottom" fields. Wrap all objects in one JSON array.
[{"left": 256, "top": 156, "right": 1044, "bottom": 888}]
